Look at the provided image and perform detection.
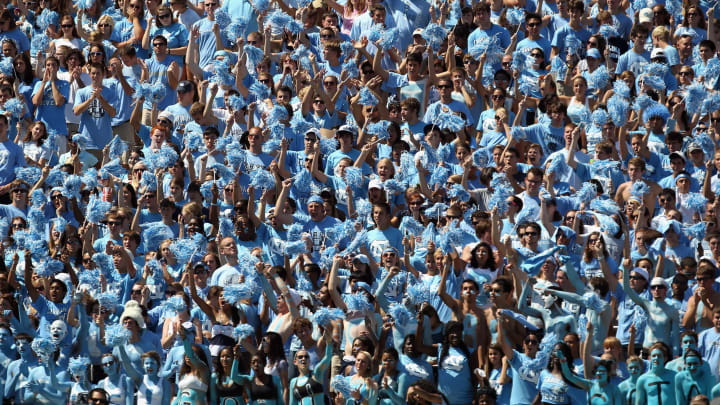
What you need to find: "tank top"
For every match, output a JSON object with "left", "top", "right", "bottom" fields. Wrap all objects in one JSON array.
[
  {"left": 137, "top": 375, "right": 164, "bottom": 405},
  {"left": 101, "top": 377, "right": 126, "bottom": 405},
  {"left": 250, "top": 376, "right": 277, "bottom": 400},
  {"left": 210, "top": 324, "right": 236, "bottom": 357},
  {"left": 292, "top": 375, "right": 324, "bottom": 400},
  {"left": 216, "top": 375, "right": 245, "bottom": 399},
  {"left": 69, "top": 383, "right": 89, "bottom": 405}
]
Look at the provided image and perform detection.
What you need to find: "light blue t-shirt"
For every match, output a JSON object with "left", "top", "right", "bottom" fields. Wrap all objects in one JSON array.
[{"left": 74, "top": 85, "right": 118, "bottom": 150}]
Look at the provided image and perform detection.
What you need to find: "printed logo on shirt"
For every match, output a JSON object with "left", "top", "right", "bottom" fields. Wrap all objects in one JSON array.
[{"left": 88, "top": 97, "right": 106, "bottom": 118}]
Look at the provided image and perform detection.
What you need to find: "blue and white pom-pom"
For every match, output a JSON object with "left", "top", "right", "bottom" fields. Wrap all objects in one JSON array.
[
  {"left": 589, "top": 198, "right": 621, "bottom": 215},
  {"left": 433, "top": 111, "right": 465, "bottom": 132},
  {"left": 684, "top": 221, "right": 707, "bottom": 240},
  {"left": 682, "top": 193, "right": 708, "bottom": 214},
  {"left": 387, "top": 303, "right": 412, "bottom": 325},
  {"left": 422, "top": 23, "right": 448, "bottom": 51},
  {"left": 96, "top": 292, "right": 119, "bottom": 309},
  {"left": 573, "top": 182, "right": 597, "bottom": 204},
  {"left": 331, "top": 375, "right": 354, "bottom": 399},
  {"left": 344, "top": 292, "right": 373, "bottom": 312},
  {"left": 244, "top": 44, "right": 264, "bottom": 66},
  {"left": 142, "top": 223, "right": 175, "bottom": 252},
  {"left": 684, "top": 82, "right": 707, "bottom": 114},
  {"left": 702, "top": 92, "right": 720, "bottom": 116},
  {"left": 0, "top": 58, "right": 13, "bottom": 77},
  {"left": 366, "top": 120, "right": 390, "bottom": 140},
  {"left": 107, "top": 135, "right": 127, "bottom": 160},
  {"left": 31, "top": 338, "right": 57, "bottom": 358},
  {"left": 139, "top": 171, "right": 157, "bottom": 193},
  {"left": 505, "top": 7, "right": 525, "bottom": 25},
  {"left": 356, "top": 87, "right": 378, "bottom": 106},
  {"left": 78, "top": 269, "right": 102, "bottom": 291},
  {"left": 226, "top": 94, "right": 246, "bottom": 111},
  {"left": 164, "top": 295, "right": 187, "bottom": 313},
  {"left": 15, "top": 167, "right": 42, "bottom": 185},
  {"left": 312, "top": 307, "right": 345, "bottom": 326},
  {"left": 3, "top": 98, "right": 23, "bottom": 119},
  {"left": 104, "top": 324, "right": 132, "bottom": 347},
  {"left": 213, "top": 8, "right": 231, "bottom": 27},
  {"left": 448, "top": 184, "right": 471, "bottom": 202},
  {"left": 399, "top": 216, "right": 424, "bottom": 236},
  {"left": 68, "top": 356, "right": 90, "bottom": 376},
  {"left": 85, "top": 196, "right": 112, "bottom": 224},
  {"left": 511, "top": 50, "right": 528, "bottom": 71},
  {"left": 341, "top": 59, "right": 359, "bottom": 78},
  {"left": 232, "top": 324, "right": 255, "bottom": 340},
  {"left": 248, "top": 81, "right": 271, "bottom": 101},
  {"left": 224, "top": 282, "right": 258, "bottom": 304},
  {"left": 30, "top": 189, "right": 47, "bottom": 208},
  {"left": 607, "top": 94, "right": 629, "bottom": 126},
  {"left": 596, "top": 213, "right": 619, "bottom": 235},
  {"left": 249, "top": 170, "right": 275, "bottom": 190},
  {"left": 251, "top": 0, "right": 269, "bottom": 12},
  {"left": 613, "top": 80, "right": 631, "bottom": 99},
  {"left": 378, "top": 28, "right": 398, "bottom": 49},
  {"left": 34, "top": 259, "right": 64, "bottom": 277},
  {"left": 630, "top": 181, "right": 649, "bottom": 199}
]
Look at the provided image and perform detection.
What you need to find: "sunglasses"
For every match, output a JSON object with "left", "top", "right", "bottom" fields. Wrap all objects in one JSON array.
[
  {"left": 524, "top": 232, "right": 538, "bottom": 237},
  {"left": 313, "top": 99, "right": 325, "bottom": 104},
  {"left": 650, "top": 285, "right": 666, "bottom": 290},
  {"left": 629, "top": 275, "right": 645, "bottom": 280},
  {"left": 61, "top": 24, "right": 73, "bottom": 28},
  {"left": 527, "top": 22, "right": 539, "bottom": 27},
  {"left": 158, "top": 13, "right": 171, "bottom": 18},
  {"left": 696, "top": 277, "right": 712, "bottom": 282},
  {"left": 324, "top": 81, "right": 337, "bottom": 86},
  {"left": 321, "top": 34, "right": 333, "bottom": 39},
  {"left": 129, "top": 3, "right": 141, "bottom": 8},
  {"left": 437, "top": 84, "right": 452, "bottom": 89},
  {"left": 679, "top": 71, "right": 693, "bottom": 76},
  {"left": 525, "top": 339, "right": 538, "bottom": 345},
  {"left": 90, "top": 52, "right": 103, "bottom": 56},
  {"left": 152, "top": 43, "right": 166, "bottom": 47},
  {"left": 99, "top": 23, "right": 111, "bottom": 27},
  {"left": 107, "top": 221, "right": 121, "bottom": 226},
  {"left": 131, "top": 289, "right": 142, "bottom": 294}
]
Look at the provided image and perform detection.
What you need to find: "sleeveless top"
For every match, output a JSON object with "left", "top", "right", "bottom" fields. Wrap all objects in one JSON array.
[
  {"left": 137, "top": 375, "right": 164, "bottom": 405},
  {"left": 292, "top": 375, "right": 324, "bottom": 400},
  {"left": 251, "top": 376, "right": 277, "bottom": 400},
  {"left": 101, "top": 377, "right": 126, "bottom": 405},
  {"left": 217, "top": 375, "right": 245, "bottom": 399},
  {"left": 178, "top": 374, "right": 208, "bottom": 393}
]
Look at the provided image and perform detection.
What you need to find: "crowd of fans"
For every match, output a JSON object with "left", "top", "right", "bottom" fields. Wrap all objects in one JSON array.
[{"left": 3, "top": 0, "right": 720, "bottom": 403}]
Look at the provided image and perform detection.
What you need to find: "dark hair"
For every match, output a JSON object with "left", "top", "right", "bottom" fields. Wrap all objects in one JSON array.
[
  {"left": 263, "top": 332, "right": 286, "bottom": 365},
  {"left": 439, "top": 321, "right": 472, "bottom": 370},
  {"left": 470, "top": 242, "right": 496, "bottom": 269},
  {"left": 13, "top": 53, "right": 34, "bottom": 84},
  {"left": 179, "top": 343, "right": 208, "bottom": 377}
]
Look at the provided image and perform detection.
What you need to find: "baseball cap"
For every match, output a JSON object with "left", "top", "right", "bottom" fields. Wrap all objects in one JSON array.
[
  {"left": 320, "top": 187, "right": 334, "bottom": 198},
  {"left": 305, "top": 128, "right": 319, "bottom": 139},
  {"left": 668, "top": 151, "right": 686, "bottom": 163},
  {"left": 158, "top": 110, "right": 175, "bottom": 124},
  {"left": 639, "top": 8, "right": 654, "bottom": 23},
  {"left": 368, "top": 179, "right": 384, "bottom": 190},
  {"left": 177, "top": 80, "right": 193, "bottom": 93},
  {"left": 353, "top": 254, "right": 370, "bottom": 264},
  {"left": 650, "top": 277, "right": 668, "bottom": 289},
  {"left": 650, "top": 48, "right": 666, "bottom": 60},
  {"left": 413, "top": 28, "right": 423, "bottom": 37},
  {"left": 688, "top": 142, "right": 703, "bottom": 153},
  {"left": 631, "top": 267, "right": 649, "bottom": 281},
  {"left": 336, "top": 125, "right": 357, "bottom": 138},
  {"left": 586, "top": 48, "right": 601, "bottom": 59}
]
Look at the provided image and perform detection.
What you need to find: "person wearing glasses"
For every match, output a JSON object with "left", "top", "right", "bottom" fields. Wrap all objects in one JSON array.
[
  {"left": 0, "top": 180, "right": 28, "bottom": 220},
  {"left": 191, "top": 0, "right": 231, "bottom": 69},
  {"left": 142, "top": 35, "right": 180, "bottom": 124},
  {"left": 682, "top": 265, "right": 720, "bottom": 333},
  {"left": 515, "top": 13, "right": 551, "bottom": 64},
  {"left": 142, "top": 4, "right": 189, "bottom": 69},
  {"left": 621, "top": 266, "right": 680, "bottom": 357},
  {"left": 111, "top": 0, "right": 149, "bottom": 59},
  {"left": 423, "top": 78, "right": 474, "bottom": 132}
]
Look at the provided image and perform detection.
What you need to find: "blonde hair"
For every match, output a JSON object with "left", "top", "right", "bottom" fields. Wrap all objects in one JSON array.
[{"left": 652, "top": 26, "right": 670, "bottom": 41}]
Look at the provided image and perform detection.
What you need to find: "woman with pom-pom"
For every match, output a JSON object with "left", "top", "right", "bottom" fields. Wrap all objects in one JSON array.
[
  {"left": 336, "top": 350, "right": 379, "bottom": 405},
  {"left": 160, "top": 292, "right": 202, "bottom": 350},
  {"left": 289, "top": 329, "right": 333, "bottom": 405},
  {"left": 374, "top": 347, "right": 409, "bottom": 405},
  {"left": 212, "top": 346, "right": 247, "bottom": 405},
  {"left": 186, "top": 262, "right": 245, "bottom": 359},
  {"left": 96, "top": 353, "right": 134, "bottom": 405},
  {"left": 174, "top": 325, "right": 215, "bottom": 405},
  {"left": 118, "top": 349, "right": 172, "bottom": 405}
]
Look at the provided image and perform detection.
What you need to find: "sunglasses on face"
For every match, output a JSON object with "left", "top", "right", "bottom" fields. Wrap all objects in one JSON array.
[
  {"left": 61, "top": 24, "right": 73, "bottom": 28},
  {"left": 159, "top": 13, "right": 171, "bottom": 18}
]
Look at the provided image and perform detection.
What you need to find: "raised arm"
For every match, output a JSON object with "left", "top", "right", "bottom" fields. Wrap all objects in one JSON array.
[{"left": 517, "top": 277, "right": 543, "bottom": 319}]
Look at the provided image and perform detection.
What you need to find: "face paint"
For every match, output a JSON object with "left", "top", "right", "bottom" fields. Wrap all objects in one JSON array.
[
  {"left": 686, "top": 355, "right": 700, "bottom": 372},
  {"left": 102, "top": 357, "right": 117, "bottom": 376},
  {"left": 682, "top": 337, "right": 696, "bottom": 353},
  {"left": 542, "top": 294, "right": 556, "bottom": 309},
  {"left": 143, "top": 357, "right": 158, "bottom": 376},
  {"left": 0, "top": 328, "right": 11, "bottom": 346},
  {"left": 16, "top": 338, "right": 30, "bottom": 355},
  {"left": 49, "top": 320, "right": 68, "bottom": 344},
  {"left": 650, "top": 349, "right": 664, "bottom": 371},
  {"left": 595, "top": 365, "right": 608, "bottom": 382},
  {"left": 628, "top": 361, "right": 641, "bottom": 376}
]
